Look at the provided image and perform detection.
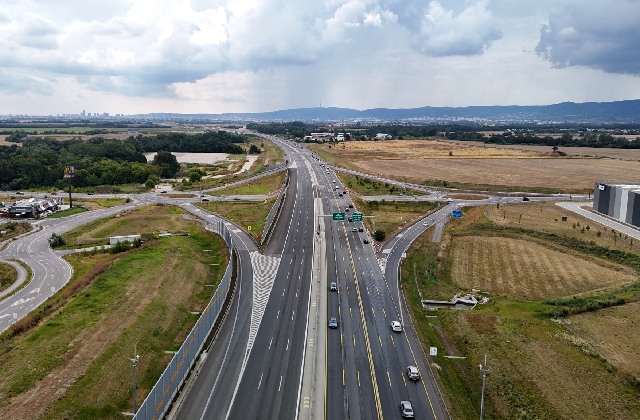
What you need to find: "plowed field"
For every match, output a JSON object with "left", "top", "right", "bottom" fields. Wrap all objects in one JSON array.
[{"left": 451, "top": 235, "right": 637, "bottom": 300}]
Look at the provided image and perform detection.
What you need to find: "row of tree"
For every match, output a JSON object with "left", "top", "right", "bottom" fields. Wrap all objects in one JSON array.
[
  {"left": 0, "top": 131, "right": 250, "bottom": 190},
  {"left": 446, "top": 131, "right": 640, "bottom": 148}
]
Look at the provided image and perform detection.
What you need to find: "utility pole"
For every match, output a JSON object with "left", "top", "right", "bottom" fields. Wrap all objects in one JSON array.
[
  {"left": 64, "top": 166, "right": 75, "bottom": 208},
  {"left": 479, "top": 354, "right": 490, "bottom": 420},
  {"left": 130, "top": 353, "right": 140, "bottom": 414}
]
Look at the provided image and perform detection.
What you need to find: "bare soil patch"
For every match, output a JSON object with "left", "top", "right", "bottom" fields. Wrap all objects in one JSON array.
[
  {"left": 451, "top": 235, "right": 637, "bottom": 300},
  {"left": 568, "top": 301, "right": 640, "bottom": 378}
]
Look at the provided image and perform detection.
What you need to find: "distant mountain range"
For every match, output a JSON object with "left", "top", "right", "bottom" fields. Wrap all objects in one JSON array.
[{"left": 145, "top": 99, "right": 640, "bottom": 124}]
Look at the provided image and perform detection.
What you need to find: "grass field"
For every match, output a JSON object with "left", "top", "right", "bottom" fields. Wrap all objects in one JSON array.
[
  {"left": 338, "top": 173, "right": 417, "bottom": 196},
  {"left": 353, "top": 197, "right": 438, "bottom": 240},
  {"left": 568, "top": 300, "right": 640, "bottom": 378},
  {"left": 0, "top": 222, "right": 32, "bottom": 241},
  {"left": 48, "top": 206, "right": 88, "bottom": 218},
  {"left": 0, "top": 208, "right": 228, "bottom": 418},
  {"left": 0, "top": 263, "right": 17, "bottom": 293},
  {"left": 61, "top": 204, "right": 188, "bottom": 248},
  {"left": 210, "top": 170, "right": 286, "bottom": 196},
  {"left": 197, "top": 198, "right": 276, "bottom": 242},
  {"left": 308, "top": 140, "right": 640, "bottom": 192},
  {"left": 485, "top": 201, "right": 640, "bottom": 254},
  {"left": 401, "top": 203, "right": 640, "bottom": 419}
]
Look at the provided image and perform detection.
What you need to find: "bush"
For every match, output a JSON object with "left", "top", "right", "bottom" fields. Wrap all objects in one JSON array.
[
  {"left": 373, "top": 230, "right": 386, "bottom": 241},
  {"left": 49, "top": 233, "right": 65, "bottom": 247}
]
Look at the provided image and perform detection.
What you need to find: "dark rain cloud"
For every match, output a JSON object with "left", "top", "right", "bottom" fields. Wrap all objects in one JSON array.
[{"left": 536, "top": 0, "right": 640, "bottom": 75}]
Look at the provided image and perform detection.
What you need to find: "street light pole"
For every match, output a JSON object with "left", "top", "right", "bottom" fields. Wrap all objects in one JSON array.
[
  {"left": 479, "top": 354, "right": 490, "bottom": 420},
  {"left": 130, "top": 353, "right": 140, "bottom": 414}
]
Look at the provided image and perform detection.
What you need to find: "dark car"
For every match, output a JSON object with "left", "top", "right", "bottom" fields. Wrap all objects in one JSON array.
[
  {"left": 358, "top": 227, "right": 364, "bottom": 232},
  {"left": 363, "top": 239, "right": 369, "bottom": 244}
]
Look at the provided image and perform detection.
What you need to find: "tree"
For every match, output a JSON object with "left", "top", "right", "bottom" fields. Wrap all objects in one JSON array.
[
  {"left": 248, "top": 144, "right": 261, "bottom": 154},
  {"left": 152, "top": 151, "right": 180, "bottom": 178},
  {"left": 189, "top": 169, "right": 203, "bottom": 183},
  {"left": 373, "top": 230, "right": 386, "bottom": 241}
]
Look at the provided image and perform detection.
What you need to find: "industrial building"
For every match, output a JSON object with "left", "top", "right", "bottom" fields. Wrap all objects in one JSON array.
[{"left": 593, "top": 183, "right": 640, "bottom": 228}]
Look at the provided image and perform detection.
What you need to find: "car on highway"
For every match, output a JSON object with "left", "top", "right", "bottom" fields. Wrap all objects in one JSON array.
[
  {"left": 15, "top": 191, "right": 24, "bottom": 195},
  {"left": 345, "top": 208, "right": 350, "bottom": 212},
  {"left": 406, "top": 366, "right": 420, "bottom": 381},
  {"left": 348, "top": 217, "right": 353, "bottom": 222},
  {"left": 351, "top": 227, "right": 358, "bottom": 232},
  {"left": 339, "top": 193, "right": 343, "bottom": 197},
  {"left": 329, "top": 282, "right": 337, "bottom": 291},
  {"left": 391, "top": 321, "right": 403, "bottom": 332},
  {"left": 328, "top": 317, "right": 338, "bottom": 329},
  {"left": 87, "top": 192, "right": 95, "bottom": 195},
  {"left": 363, "top": 239, "right": 369, "bottom": 244},
  {"left": 422, "top": 221, "right": 429, "bottom": 226},
  {"left": 348, "top": 204, "right": 353, "bottom": 208},
  {"left": 358, "top": 227, "right": 364, "bottom": 232},
  {"left": 400, "top": 401, "right": 414, "bottom": 418},
  {"left": 202, "top": 198, "right": 210, "bottom": 202}
]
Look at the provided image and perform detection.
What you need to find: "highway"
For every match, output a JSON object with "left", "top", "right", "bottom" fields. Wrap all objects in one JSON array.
[
  {"left": 4, "top": 134, "right": 599, "bottom": 419},
  {"left": 174, "top": 140, "right": 319, "bottom": 419}
]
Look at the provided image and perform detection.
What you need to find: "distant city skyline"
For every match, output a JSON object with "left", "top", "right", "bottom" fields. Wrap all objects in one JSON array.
[{"left": 0, "top": 0, "right": 639, "bottom": 115}]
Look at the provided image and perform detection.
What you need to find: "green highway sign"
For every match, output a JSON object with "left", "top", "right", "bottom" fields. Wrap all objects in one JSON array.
[
  {"left": 332, "top": 212, "right": 345, "bottom": 221},
  {"left": 352, "top": 212, "right": 363, "bottom": 221}
]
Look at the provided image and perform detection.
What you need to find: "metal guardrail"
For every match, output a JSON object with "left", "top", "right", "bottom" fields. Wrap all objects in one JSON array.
[
  {"left": 260, "top": 168, "right": 290, "bottom": 247},
  {"left": 133, "top": 220, "right": 233, "bottom": 420}
]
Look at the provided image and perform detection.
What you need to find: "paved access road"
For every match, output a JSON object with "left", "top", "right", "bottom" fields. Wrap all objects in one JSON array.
[{"left": 0, "top": 202, "right": 138, "bottom": 333}]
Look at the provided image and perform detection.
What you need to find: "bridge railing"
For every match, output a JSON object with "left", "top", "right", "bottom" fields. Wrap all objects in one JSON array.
[{"left": 133, "top": 220, "right": 233, "bottom": 420}]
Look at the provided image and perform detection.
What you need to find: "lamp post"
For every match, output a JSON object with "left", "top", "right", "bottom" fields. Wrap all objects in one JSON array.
[
  {"left": 479, "top": 354, "right": 490, "bottom": 420},
  {"left": 130, "top": 354, "right": 140, "bottom": 414}
]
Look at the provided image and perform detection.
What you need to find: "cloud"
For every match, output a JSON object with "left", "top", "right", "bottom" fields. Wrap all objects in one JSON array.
[
  {"left": 536, "top": 0, "right": 640, "bottom": 75},
  {"left": 393, "top": 0, "right": 502, "bottom": 56},
  {"left": 0, "top": 69, "right": 54, "bottom": 95}
]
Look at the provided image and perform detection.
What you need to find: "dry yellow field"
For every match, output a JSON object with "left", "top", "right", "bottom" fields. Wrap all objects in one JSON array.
[
  {"left": 484, "top": 202, "right": 640, "bottom": 253},
  {"left": 311, "top": 140, "right": 640, "bottom": 190},
  {"left": 568, "top": 301, "right": 640, "bottom": 378},
  {"left": 456, "top": 139, "right": 640, "bottom": 161},
  {"left": 451, "top": 235, "right": 637, "bottom": 300},
  {"left": 355, "top": 157, "right": 640, "bottom": 190},
  {"left": 319, "top": 139, "right": 539, "bottom": 160}
]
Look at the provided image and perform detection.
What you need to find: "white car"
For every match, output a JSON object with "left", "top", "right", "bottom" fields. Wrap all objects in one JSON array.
[
  {"left": 391, "top": 321, "right": 403, "bottom": 332},
  {"left": 406, "top": 366, "right": 420, "bottom": 381},
  {"left": 400, "top": 401, "right": 414, "bottom": 418}
]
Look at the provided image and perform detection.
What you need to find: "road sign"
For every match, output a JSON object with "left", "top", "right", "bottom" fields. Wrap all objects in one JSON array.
[
  {"left": 430, "top": 347, "right": 438, "bottom": 356},
  {"left": 352, "top": 212, "right": 363, "bottom": 221},
  {"left": 451, "top": 209, "right": 463, "bottom": 218},
  {"left": 332, "top": 212, "right": 345, "bottom": 221}
]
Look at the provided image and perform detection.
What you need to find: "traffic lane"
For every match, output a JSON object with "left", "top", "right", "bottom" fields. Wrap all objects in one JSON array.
[
  {"left": 178, "top": 249, "right": 253, "bottom": 419},
  {"left": 325, "top": 225, "right": 345, "bottom": 420},
  {"left": 348, "top": 234, "right": 402, "bottom": 419},
  {"left": 229, "top": 168, "right": 314, "bottom": 418},
  {"left": 334, "top": 222, "right": 380, "bottom": 420},
  {"left": 347, "top": 220, "right": 442, "bottom": 420}
]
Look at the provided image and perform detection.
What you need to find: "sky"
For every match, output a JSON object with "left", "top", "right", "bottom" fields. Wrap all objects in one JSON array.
[{"left": 0, "top": 0, "right": 639, "bottom": 115}]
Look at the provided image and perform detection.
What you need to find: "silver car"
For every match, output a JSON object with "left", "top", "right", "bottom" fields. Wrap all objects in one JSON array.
[{"left": 400, "top": 401, "right": 414, "bottom": 418}]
